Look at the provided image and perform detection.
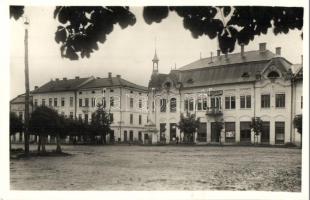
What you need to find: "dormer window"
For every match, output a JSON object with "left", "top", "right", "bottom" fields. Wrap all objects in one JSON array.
[
  {"left": 187, "top": 78, "right": 194, "bottom": 84},
  {"left": 267, "top": 71, "right": 280, "bottom": 79},
  {"left": 241, "top": 72, "right": 250, "bottom": 78}
]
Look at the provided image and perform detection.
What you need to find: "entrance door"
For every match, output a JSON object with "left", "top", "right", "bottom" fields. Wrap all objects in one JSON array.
[
  {"left": 170, "top": 123, "right": 177, "bottom": 142},
  {"left": 261, "top": 122, "right": 270, "bottom": 144},
  {"left": 240, "top": 122, "right": 251, "bottom": 143},
  {"left": 211, "top": 122, "right": 220, "bottom": 142},
  {"left": 124, "top": 131, "right": 127, "bottom": 142},
  {"left": 110, "top": 130, "right": 115, "bottom": 143},
  {"left": 129, "top": 131, "right": 134, "bottom": 142}
]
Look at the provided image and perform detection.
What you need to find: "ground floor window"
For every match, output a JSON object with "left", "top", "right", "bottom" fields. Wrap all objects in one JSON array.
[
  {"left": 160, "top": 123, "right": 166, "bottom": 142},
  {"left": 225, "top": 122, "right": 235, "bottom": 143},
  {"left": 129, "top": 130, "right": 134, "bottom": 142},
  {"left": 240, "top": 122, "right": 251, "bottom": 143},
  {"left": 197, "top": 122, "right": 207, "bottom": 142},
  {"left": 138, "top": 131, "right": 142, "bottom": 142},
  {"left": 275, "top": 122, "right": 285, "bottom": 144},
  {"left": 261, "top": 122, "right": 270, "bottom": 144}
]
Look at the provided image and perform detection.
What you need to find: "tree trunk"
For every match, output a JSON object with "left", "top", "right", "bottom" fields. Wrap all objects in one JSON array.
[
  {"left": 41, "top": 136, "right": 46, "bottom": 153},
  {"left": 56, "top": 134, "right": 62, "bottom": 153},
  {"left": 37, "top": 135, "right": 41, "bottom": 152}
]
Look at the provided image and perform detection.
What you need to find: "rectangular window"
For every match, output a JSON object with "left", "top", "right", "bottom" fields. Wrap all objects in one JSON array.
[
  {"left": 139, "top": 99, "right": 142, "bottom": 109},
  {"left": 225, "top": 122, "right": 236, "bottom": 143},
  {"left": 130, "top": 98, "right": 134, "bottom": 108},
  {"left": 170, "top": 98, "right": 177, "bottom": 112},
  {"left": 225, "top": 96, "right": 235, "bottom": 109},
  {"left": 139, "top": 115, "right": 142, "bottom": 125},
  {"left": 79, "top": 99, "right": 82, "bottom": 107},
  {"left": 42, "top": 99, "right": 46, "bottom": 106},
  {"left": 110, "top": 97, "right": 114, "bottom": 107},
  {"left": 275, "top": 94, "right": 285, "bottom": 108},
  {"left": 189, "top": 98, "right": 194, "bottom": 111},
  {"left": 70, "top": 97, "right": 73, "bottom": 107},
  {"left": 130, "top": 114, "right": 134, "bottom": 124},
  {"left": 85, "top": 98, "right": 89, "bottom": 107},
  {"left": 160, "top": 99, "right": 167, "bottom": 112},
  {"left": 203, "top": 98, "right": 207, "bottom": 110},
  {"left": 49, "top": 98, "right": 52, "bottom": 106},
  {"left": 197, "top": 99, "right": 202, "bottom": 110},
  {"left": 240, "top": 122, "right": 251, "bottom": 142},
  {"left": 102, "top": 97, "right": 106, "bottom": 108},
  {"left": 210, "top": 97, "right": 221, "bottom": 109},
  {"left": 61, "top": 97, "right": 65, "bottom": 107},
  {"left": 124, "top": 131, "right": 128, "bottom": 142},
  {"left": 84, "top": 114, "right": 88, "bottom": 123},
  {"left": 54, "top": 98, "right": 57, "bottom": 107},
  {"left": 184, "top": 99, "right": 189, "bottom": 111},
  {"left": 152, "top": 101, "right": 155, "bottom": 112},
  {"left": 275, "top": 122, "right": 285, "bottom": 144},
  {"left": 91, "top": 98, "right": 96, "bottom": 107},
  {"left": 129, "top": 131, "right": 133, "bottom": 142},
  {"left": 240, "top": 95, "right": 251, "bottom": 108},
  {"left": 261, "top": 94, "right": 270, "bottom": 108},
  {"left": 109, "top": 113, "right": 113, "bottom": 123}
]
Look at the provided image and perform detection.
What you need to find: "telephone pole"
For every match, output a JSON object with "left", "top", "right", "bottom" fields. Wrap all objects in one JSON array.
[{"left": 24, "top": 17, "right": 30, "bottom": 154}]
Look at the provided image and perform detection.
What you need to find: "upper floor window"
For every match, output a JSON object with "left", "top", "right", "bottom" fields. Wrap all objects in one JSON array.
[
  {"left": 261, "top": 94, "right": 270, "bottom": 108},
  {"left": 275, "top": 93, "right": 285, "bottom": 108},
  {"left": 197, "top": 97, "right": 207, "bottom": 111},
  {"left": 91, "top": 98, "right": 96, "bottom": 107},
  {"left": 139, "top": 115, "right": 142, "bottom": 125},
  {"left": 225, "top": 96, "right": 236, "bottom": 109},
  {"left": 70, "top": 97, "right": 73, "bottom": 107},
  {"left": 61, "top": 97, "right": 65, "bottom": 107},
  {"left": 170, "top": 98, "right": 177, "bottom": 112},
  {"left": 210, "top": 97, "right": 221, "bottom": 109},
  {"left": 110, "top": 97, "right": 114, "bottom": 107},
  {"left": 240, "top": 95, "right": 251, "bottom": 109},
  {"left": 85, "top": 98, "right": 89, "bottom": 107},
  {"left": 34, "top": 99, "right": 38, "bottom": 107},
  {"left": 139, "top": 99, "right": 142, "bottom": 109},
  {"left": 130, "top": 98, "right": 134, "bottom": 108},
  {"left": 42, "top": 99, "right": 46, "bottom": 106},
  {"left": 184, "top": 98, "right": 194, "bottom": 111},
  {"left": 54, "top": 98, "right": 58, "bottom": 107},
  {"left": 130, "top": 114, "right": 133, "bottom": 124},
  {"left": 49, "top": 98, "right": 52, "bottom": 106},
  {"left": 160, "top": 99, "right": 167, "bottom": 112},
  {"left": 79, "top": 99, "right": 82, "bottom": 107}
]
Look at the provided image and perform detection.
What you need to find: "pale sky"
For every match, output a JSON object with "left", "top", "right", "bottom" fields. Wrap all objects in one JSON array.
[{"left": 10, "top": 6, "right": 303, "bottom": 99}]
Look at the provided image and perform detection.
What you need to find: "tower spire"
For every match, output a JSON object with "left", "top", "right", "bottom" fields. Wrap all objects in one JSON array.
[{"left": 152, "top": 37, "right": 159, "bottom": 74}]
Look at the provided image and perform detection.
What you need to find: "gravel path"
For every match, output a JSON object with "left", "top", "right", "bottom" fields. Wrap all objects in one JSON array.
[{"left": 10, "top": 145, "right": 301, "bottom": 191}]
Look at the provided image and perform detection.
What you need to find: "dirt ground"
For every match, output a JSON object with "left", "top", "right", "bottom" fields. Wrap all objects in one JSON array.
[{"left": 10, "top": 145, "right": 301, "bottom": 191}]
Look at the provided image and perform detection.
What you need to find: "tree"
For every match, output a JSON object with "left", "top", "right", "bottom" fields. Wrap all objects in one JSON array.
[
  {"left": 293, "top": 114, "right": 302, "bottom": 134},
  {"left": 250, "top": 117, "right": 263, "bottom": 144},
  {"left": 11, "top": 6, "right": 303, "bottom": 59},
  {"left": 90, "top": 103, "right": 112, "bottom": 144},
  {"left": 29, "top": 106, "right": 59, "bottom": 153},
  {"left": 10, "top": 112, "right": 24, "bottom": 150},
  {"left": 214, "top": 118, "right": 224, "bottom": 145},
  {"left": 177, "top": 112, "right": 200, "bottom": 143}
]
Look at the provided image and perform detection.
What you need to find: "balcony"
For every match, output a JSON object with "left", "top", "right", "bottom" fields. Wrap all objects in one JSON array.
[{"left": 206, "top": 107, "right": 223, "bottom": 116}]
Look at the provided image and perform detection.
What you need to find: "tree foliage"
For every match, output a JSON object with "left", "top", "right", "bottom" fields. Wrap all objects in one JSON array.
[
  {"left": 293, "top": 114, "right": 302, "bottom": 134},
  {"left": 10, "top": 112, "right": 23, "bottom": 135},
  {"left": 10, "top": 6, "right": 303, "bottom": 59},
  {"left": 53, "top": 6, "right": 136, "bottom": 60},
  {"left": 10, "top": 6, "right": 24, "bottom": 20},
  {"left": 177, "top": 112, "right": 200, "bottom": 143}
]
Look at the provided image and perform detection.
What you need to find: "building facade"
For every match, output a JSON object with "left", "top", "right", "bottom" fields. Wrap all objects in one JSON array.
[{"left": 147, "top": 43, "right": 303, "bottom": 145}]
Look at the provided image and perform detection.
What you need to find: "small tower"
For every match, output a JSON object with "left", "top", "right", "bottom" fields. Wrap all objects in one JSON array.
[{"left": 152, "top": 49, "right": 159, "bottom": 74}]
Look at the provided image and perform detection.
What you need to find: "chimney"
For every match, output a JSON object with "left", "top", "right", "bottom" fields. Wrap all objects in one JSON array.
[
  {"left": 75, "top": 76, "right": 79, "bottom": 79},
  {"left": 275, "top": 47, "right": 281, "bottom": 56},
  {"left": 259, "top": 43, "right": 266, "bottom": 52},
  {"left": 217, "top": 49, "right": 221, "bottom": 57},
  {"left": 34, "top": 86, "right": 38, "bottom": 90},
  {"left": 116, "top": 75, "right": 121, "bottom": 78},
  {"left": 240, "top": 44, "right": 245, "bottom": 57},
  {"left": 63, "top": 77, "right": 67, "bottom": 80},
  {"left": 108, "top": 72, "right": 112, "bottom": 78},
  {"left": 55, "top": 78, "right": 59, "bottom": 81}
]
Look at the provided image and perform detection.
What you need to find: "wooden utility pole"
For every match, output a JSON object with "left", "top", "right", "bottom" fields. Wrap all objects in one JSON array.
[{"left": 24, "top": 18, "right": 30, "bottom": 154}]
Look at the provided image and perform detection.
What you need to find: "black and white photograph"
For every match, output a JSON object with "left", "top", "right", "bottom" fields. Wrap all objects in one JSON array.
[{"left": 1, "top": 0, "right": 309, "bottom": 200}]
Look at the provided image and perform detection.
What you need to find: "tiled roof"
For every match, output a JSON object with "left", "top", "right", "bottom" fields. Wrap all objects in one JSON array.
[
  {"left": 178, "top": 50, "right": 275, "bottom": 71},
  {"left": 10, "top": 93, "right": 33, "bottom": 104},
  {"left": 32, "top": 77, "right": 93, "bottom": 94},
  {"left": 148, "top": 73, "right": 169, "bottom": 88},
  {"left": 80, "top": 77, "right": 148, "bottom": 91}
]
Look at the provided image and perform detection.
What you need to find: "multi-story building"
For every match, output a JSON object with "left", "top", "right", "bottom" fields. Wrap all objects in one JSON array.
[
  {"left": 147, "top": 43, "right": 303, "bottom": 145},
  {"left": 24, "top": 73, "right": 148, "bottom": 143}
]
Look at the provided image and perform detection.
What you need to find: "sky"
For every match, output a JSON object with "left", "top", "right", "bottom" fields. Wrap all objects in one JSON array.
[{"left": 10, "top": 6, "right": 303, "bottom": 99}]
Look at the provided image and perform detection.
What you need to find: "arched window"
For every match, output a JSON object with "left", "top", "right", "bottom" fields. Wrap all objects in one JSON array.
[
  {"left": 267, "top": 71, "right": 280, "bottom": 79},
  {"left": 170, "top": 98, "right": 177, "bottom": 112}
]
